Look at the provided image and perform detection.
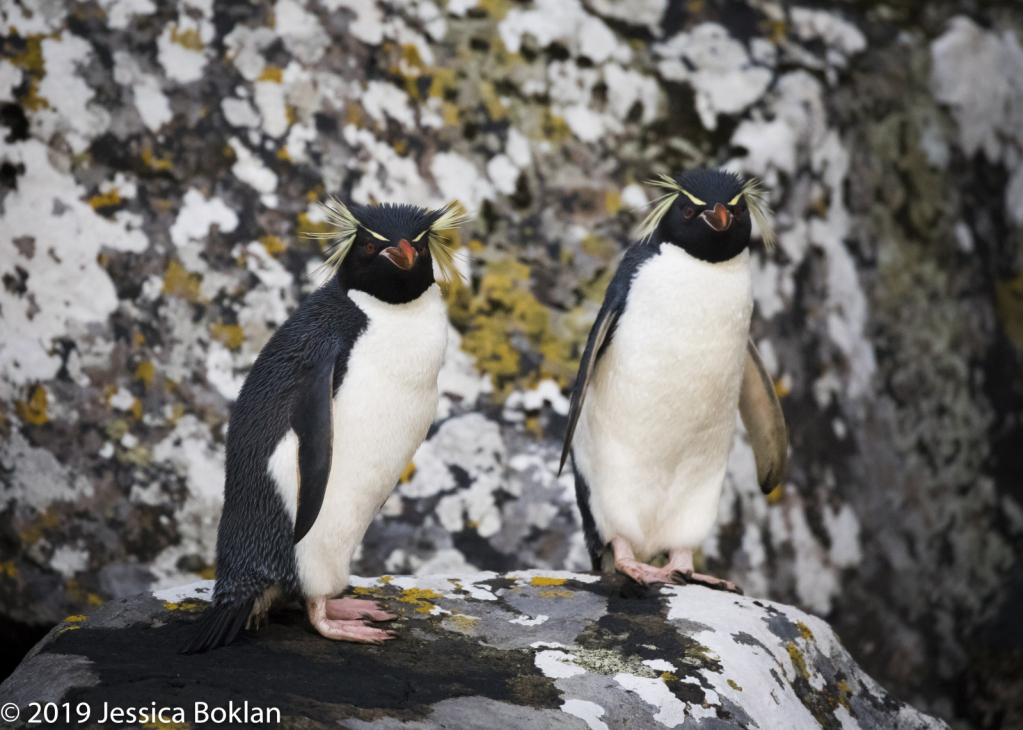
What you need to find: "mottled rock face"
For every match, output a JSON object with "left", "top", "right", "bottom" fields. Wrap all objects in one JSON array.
[
  {"left": 0, "top": 574, "right": 948, "bottom": 729},
  {"left": 0, "top": 0, "right": 1021, "bottom": 727}
]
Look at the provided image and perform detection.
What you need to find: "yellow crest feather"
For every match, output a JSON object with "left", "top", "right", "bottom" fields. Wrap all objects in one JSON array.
[
  {"left": 428, "top": 200, "right": 470, "bottom": 285},
  {"left": 740, "top": 177, "right": 777, "bottom": 251},
  {"left": 305, "top": 197, "right": 359, "bottom": 277}
]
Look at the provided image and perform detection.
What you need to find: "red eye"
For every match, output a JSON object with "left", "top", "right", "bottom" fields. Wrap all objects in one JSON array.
[
  {"left": 364, "top": 242, "right": 375, "bottom": 254},
  {"left": 683, "top": 206, "right": 695, "bottom": 219},
  {"left": 734, "top": 206, "right": 745, "bottom": 220}
]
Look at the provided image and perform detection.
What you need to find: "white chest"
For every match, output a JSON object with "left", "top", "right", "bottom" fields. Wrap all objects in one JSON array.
[
  {"left": 574, "top": 246, "right": 753, "bottom": 554},
  {"left": 281, "top": 284, "right": 449, "bottom": 596}
]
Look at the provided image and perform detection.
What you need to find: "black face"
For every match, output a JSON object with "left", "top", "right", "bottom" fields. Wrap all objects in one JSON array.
[
  {"left": 336, "top": 204, "right": 442, "bottom": 304},
  {"left": 657, "top": 170, "right": 752, "bottom": 264}
]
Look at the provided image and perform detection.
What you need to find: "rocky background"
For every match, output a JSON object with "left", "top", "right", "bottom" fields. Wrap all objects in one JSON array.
[{"left": 0, "top": 0, "right": 1020, "bottom": 727}]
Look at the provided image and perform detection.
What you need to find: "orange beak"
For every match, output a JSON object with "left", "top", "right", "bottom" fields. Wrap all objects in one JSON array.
[
  {"left": 700, "top": 203, "right": 733, "bottom": 232},
  {"left": 381, "top": 238, "right": 418, "bottom": 270}
]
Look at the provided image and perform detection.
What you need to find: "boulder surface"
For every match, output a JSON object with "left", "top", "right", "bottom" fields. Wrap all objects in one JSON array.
[{"left": 1, "top": 571, "right": 947, "bottom": 729}]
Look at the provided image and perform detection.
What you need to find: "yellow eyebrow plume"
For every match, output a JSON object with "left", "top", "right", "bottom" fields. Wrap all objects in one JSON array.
[
  {"left": 680, "top": 190, "right": 706, "bottom": 206},
  {"left": 728, "top": 193, "right": 742, "bottom": 205},
  {"left": 367, "top": 229, "right": 388, "bottom": 241}
]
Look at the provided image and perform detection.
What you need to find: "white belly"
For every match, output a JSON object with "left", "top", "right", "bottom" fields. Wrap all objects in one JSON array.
[
  {"left": 271, "top": 285, "right": 448, "bottom": 597},
  {"left": 573, "top": 245, "right": 752, "bottom": 560}
]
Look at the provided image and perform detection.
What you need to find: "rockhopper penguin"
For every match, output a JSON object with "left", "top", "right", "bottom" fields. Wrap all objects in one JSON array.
[
  {"left": 560, "top": 169, "right": 788, "bottom": 591},
  {"left": 180, "top": 200, "right": 467, "bottom": 653}
]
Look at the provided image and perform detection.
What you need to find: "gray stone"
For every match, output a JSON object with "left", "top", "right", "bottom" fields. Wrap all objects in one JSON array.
[{"left": 0, "top": 575, "right": 948, "bottom": 730}]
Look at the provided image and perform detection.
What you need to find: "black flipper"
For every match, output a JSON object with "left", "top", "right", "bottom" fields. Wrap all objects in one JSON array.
[
  {"left": 738, "top": 338, "right": 788, "bottom": 494},
  {"left": 178, "top": 596, "right": 255, "bottom": 654},
  {"left": 292, "top": 355, "right": 336, "bottom": 544}
]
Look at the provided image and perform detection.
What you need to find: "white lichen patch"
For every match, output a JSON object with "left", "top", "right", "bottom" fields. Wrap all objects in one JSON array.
[{"left": 655, "top": 23, "right": 772, "bottom": 131}]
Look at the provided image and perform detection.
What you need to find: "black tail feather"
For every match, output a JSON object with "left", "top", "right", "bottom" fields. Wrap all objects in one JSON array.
[{"left": 178, "top": 597, "right": 255, "bottom": 654}]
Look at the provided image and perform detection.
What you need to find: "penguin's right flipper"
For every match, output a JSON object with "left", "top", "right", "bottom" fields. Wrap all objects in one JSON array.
[
  {"left": 178, "top": 596, "right": 255, "bottom": 654},
  {"left": 559, "top": 295, "right": 623, "bottom": 475},
  {"left": 291, "top": 353, "right": 337, "bottom": 544},
  {"left": 738, "top": 338, "right": 788, "bottom": 494}
]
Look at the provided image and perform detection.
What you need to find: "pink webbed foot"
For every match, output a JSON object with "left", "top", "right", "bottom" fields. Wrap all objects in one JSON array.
[
  {"left": 326, "top": 597, "right": 396, "bottom": 622},
  {"left": 308, "top": 597, "right": 396, "bottom": 644},
  {"left": 610, "top": 536, "right": 672, "bottom": 586},
  {"left": 671, "top": 570, "right": 744, "bottom": 595},
  {"left": 615, "top": 558, "right": 673, "bottom": 586}
]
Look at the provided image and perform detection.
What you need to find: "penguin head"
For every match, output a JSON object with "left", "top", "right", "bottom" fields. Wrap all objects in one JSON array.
[
  {"left": 310, "top": 200, "right": 468, "bottom": 304},
  {"left": 636, "top": 169, "right": 776, "bottom": 263}
]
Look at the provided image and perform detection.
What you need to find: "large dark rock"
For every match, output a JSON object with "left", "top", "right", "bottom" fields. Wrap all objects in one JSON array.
[{"left": 1, "top": 572, "right": 946, "bottom": 729}]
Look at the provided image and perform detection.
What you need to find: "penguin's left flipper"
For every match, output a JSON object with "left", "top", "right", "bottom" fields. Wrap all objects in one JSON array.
[
  {"left": 292, "top": 350, "right": 338, "bottom": 544},
  {"left": 559, "top": 287, "right": 625, "bottom": 475},
  {"left": 738, "top": 338, "right": 788, "bottom": 495}
]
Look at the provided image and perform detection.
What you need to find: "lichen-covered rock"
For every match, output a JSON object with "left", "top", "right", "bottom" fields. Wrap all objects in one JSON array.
[
  {"left": 1, "top": 0, "right": 1021, "bottom": 726},
  {"left": 0, "top": 574, "right": 948, "bottom": 729}
]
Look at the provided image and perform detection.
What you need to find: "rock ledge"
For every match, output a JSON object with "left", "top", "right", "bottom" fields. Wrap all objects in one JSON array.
[{"left": 0, "top": 571, "right": 947, "bottom": 729}]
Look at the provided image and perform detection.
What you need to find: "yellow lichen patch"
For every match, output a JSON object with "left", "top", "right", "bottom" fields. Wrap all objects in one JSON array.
[
  {"left": 728, "top": 679, "right": 743, "bottom": 691},
  {"left": 20, "top": 509, "right": 61, "bottom": 545},
  {"left": 995, "top": 273, "right": 1023, "bottom": 351},
  {"left": 442, "top": 101, "right": 460, "bottom": 126},
  {"left": 762, "top": 18, "right": 787, "bottom": 43},
  {"left": 796, "top": 621, "right": 815, "bottom": 641},
  {"left": 765, "top": 483, "right": 787, "bottom": 506},
  {"left": 15, "top": 384, "right": 48, "bottom": 425},
  {"left": 162, "top": 260, "right": 203, "bottom": 302},
  {"left": 135, "top": 361, "right": 156, "bottom": 388},
  {"left": 442, "top": 614, "right": 479, "bottom": 635},
  {"left": 199, "top": 566, "right": 216, "bottom": 580},
  {"left": 428, "top": 67, "right": 458, "bottom": 99},
  {"left": 461, "top": 257, "right": 580, "bottom": 398},
  {"left": 379, "top": 575, "right": 394, "bottom": 583},
  {"left": 170, "top": 26, "right": 203, "bottom": 51},
  {"left": 786, "top": 641, "right": 809, "bottom": 681},
  {"left": 399, "top": 462, "right": 416, "bottom": 484},
  {"left": 133, "top": 331, "right": 147, "bottom": 348},
  {"left": 141, "top": 148, "right": 173, "bottom": 171},
  {"left": 260, "top": 235, "right": 286, "bottom": 256},
  {"left": 258, "top": 65, "right": 283, "bottom": 82},
  {"left": 838, "top": 680, "right": 852, "bottom": 694},
  {"left": 398, "top": 587, "right": 443, "bottom": 613},
  {"left": 89, "top": 188, "right": 122, "bottom": 210},
  {"left": 605, "top": 189, "right": 622, "bottom": 216},
  {"left": 541, "top": 109, "right": 572, "bottom": 145},
  {"left": 211, "top": 322, "right": 245, "bottom": 350},
  {"left": 276, "top": 145, "right": 291, "bottom": 161},
  {"left": 660, "top": 672, "right": 678, "bottom": 682},
  {"left": 774, "top": 376, "right": 791, "bottom": 398},
  {"left": 9, "top": 34, "right": 50, "bottom": 110},
  {"left": 476, "top": 0, "right": 514, "bottom": 20},
  {"left": 163, "top": 601, "right": 208, "bottom": 613},
  {"left": 65, "top": 615, "right": 87, "bottom": 623},
  {"left": 539, "top": 589, "right": 573, "bottom": 599},
  {"left": 0, "top": 560, "right": 18, "bottom": 578},
  {"left": 129, "top": 398, "right": 144, "bottom": 420},
  {"left": 530, "top": 576, "right": 566, "bottom": 587},
  {"left": 580, "top": 234, "right": 616, "bottom": 263}
]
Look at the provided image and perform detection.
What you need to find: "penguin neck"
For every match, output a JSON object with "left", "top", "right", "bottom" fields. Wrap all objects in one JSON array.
[
  {"left": 345, "top": 280, "right": 442, "bottom": 314},
  {"left": 337, "top": 264, "right": 435, "bottom": 305},
  {"left": 655, "top": 228, "right": 749, "bottom": 264}
]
